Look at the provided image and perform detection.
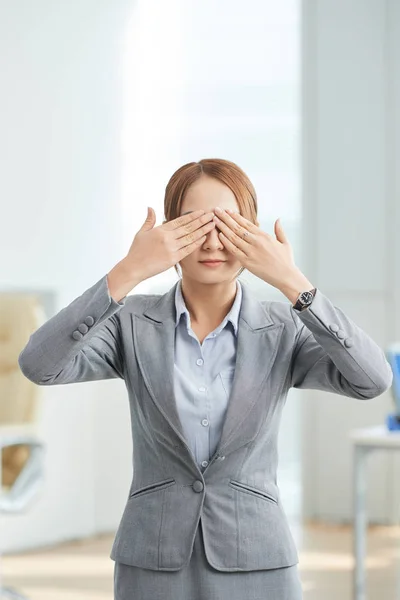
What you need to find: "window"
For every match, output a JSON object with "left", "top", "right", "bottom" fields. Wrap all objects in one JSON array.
[{"left": 121, "top": 0, "right": 300, "bottom": 301}]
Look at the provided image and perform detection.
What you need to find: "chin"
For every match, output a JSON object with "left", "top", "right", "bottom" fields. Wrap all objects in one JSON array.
[
  {"left": 194, "top": 266, "right": 238, "bottom": 280},
  {"left": 180, "top": 261, "right": 239, "bottom": 280}
]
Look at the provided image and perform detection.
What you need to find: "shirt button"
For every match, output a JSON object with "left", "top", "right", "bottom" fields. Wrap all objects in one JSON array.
[
  {"left": 201, "top": 419, "right": 209, "bottom": 427},
  {"left": 201, "top": 460, "right": 208, "bottom": 467},
  {"left": 196, "top": 359, "right": 204, "bottom": 366},
  {"left": 199, "top": 386, "right": 206, "bottom": 392}
]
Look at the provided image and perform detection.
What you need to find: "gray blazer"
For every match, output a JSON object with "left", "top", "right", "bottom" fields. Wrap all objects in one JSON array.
[{"left": 18, "top": 274, "right": 393, "bottom": 572}]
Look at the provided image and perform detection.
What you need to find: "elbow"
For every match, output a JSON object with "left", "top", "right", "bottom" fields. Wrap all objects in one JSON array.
[
  {"left": 18, "top": 350, "right": 30, "bottom": 378},
  {"left": 18, "top": 351, "right": 62, "bottom": 386},
  {"left": 377, "top": 361, "right": 394, "bottom": 395},
  {"left": 363, "top": 366, "right": 393, "bottom": 400},
  {"left": 18, "top": 350, "right": 41, "bottom": 385}
]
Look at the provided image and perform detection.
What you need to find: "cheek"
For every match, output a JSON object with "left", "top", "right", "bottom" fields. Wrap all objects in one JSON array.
[{"left": 179, "top": 253, "right": 198, "bottom": 265}]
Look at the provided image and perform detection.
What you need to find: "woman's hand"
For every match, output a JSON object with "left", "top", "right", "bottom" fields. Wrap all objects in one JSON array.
[
  {"left": 213, "top": 207, "right": 314, "bottom": 301},
  {"left": 123, "top": 207, "right": 216, "bottom": 282}
]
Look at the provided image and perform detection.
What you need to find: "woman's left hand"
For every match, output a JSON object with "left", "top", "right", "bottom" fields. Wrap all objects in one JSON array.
[{"left": 213, "top": 207, "right": 311, "bottom": 295}]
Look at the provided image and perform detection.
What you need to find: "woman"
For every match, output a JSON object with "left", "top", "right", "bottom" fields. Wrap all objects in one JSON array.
[{"left": 19, "top": 158, "right": 393, "bottom": 600}]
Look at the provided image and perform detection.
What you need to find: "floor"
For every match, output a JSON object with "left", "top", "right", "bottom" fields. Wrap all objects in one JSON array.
[{"left": 1, "top": 523, "right": 400, "bottom": 599}]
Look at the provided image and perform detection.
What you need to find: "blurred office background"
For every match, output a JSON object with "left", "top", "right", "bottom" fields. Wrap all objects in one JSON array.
[{"left": 1, "top": 0, "right": 400, "bottom": 598}]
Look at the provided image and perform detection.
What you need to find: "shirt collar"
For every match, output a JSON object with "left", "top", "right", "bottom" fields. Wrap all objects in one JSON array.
[{"left": 174, "top": 278, "right": 242, "bottom": 336}]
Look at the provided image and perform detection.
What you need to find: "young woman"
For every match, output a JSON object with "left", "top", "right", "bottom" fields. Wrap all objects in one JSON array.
[{"left": 19, "top": 158, "right": 393, "bottom": 600}]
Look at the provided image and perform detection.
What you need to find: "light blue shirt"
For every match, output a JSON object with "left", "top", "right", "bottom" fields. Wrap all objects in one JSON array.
[{"left": 174, "top": 279, "right": 243, "bottom": 471}]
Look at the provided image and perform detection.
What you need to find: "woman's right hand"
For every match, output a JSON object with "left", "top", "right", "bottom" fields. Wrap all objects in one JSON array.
[{"left": 123, "top": 207, "right": 216, "bottom": 282}]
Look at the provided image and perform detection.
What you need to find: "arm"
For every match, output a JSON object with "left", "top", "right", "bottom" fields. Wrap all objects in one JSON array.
[
  {"left": 18, "top": 269, "right": 137, "bottom": 386},
  {"left": 288, "top": 288, "right": 393, "bottom": 399}
]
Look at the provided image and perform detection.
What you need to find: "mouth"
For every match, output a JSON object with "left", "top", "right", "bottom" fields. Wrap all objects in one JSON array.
[{"left": 199, "top": 260, "right": 226, "bottom": 267}]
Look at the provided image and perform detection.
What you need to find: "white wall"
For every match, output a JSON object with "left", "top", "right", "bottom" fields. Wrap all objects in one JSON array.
[
  {"left": 0, "top": 0, "right": 135, "bottom": 552},
  {"left": 1, "top": 0, "right": 304, "bottom": 553},
  {"left": 301, "top": 0, "right": 400, "bottom": 523}
]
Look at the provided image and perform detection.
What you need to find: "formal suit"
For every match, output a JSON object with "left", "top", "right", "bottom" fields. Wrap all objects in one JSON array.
[{"left": 18, "top": 273, "right": 393, "bottom": 598}]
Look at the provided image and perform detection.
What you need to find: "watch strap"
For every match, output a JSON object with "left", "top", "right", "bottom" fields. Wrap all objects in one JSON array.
[{"left": 293, "top": 288, "right": 317, "bottom": 311}]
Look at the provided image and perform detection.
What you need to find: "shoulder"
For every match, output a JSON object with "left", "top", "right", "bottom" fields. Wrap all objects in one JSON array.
[
  {"left": 120, "top": 292, "right": 161, "bottom": 314},
  {"left": 259, "top": 298, "right": 302, "bottom": 333}
]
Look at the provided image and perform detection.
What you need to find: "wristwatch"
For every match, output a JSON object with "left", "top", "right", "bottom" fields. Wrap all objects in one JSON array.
[{"left": 293, "top": 288, "right": 317, "bottom": 311}]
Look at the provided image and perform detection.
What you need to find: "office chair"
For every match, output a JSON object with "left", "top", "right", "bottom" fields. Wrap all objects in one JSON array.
[
  {"left": 0, "top": 429, "right": 46, "bottom": 599},
  {"left": 0, "top": 291, "right": 46, "bottom": 599}
]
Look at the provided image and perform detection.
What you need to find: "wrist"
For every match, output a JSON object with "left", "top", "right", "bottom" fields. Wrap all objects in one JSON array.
[
  {"left": 107, "top": 260, "right": 143, "bottom": 302},
  {"left": 118, "top": 257, "right": 146, "bottom": 285},
  {"left": 278, "top": 269, "right": 315, "bottom": 305}
]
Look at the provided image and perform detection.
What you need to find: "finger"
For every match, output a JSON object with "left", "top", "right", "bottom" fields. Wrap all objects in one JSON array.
[
  {"left": 172, "top": 211, "right": 215, "bottom": 238},
  {"left": 213, "top": 214, "right": 251, "bottom": 253},
  {"left": 177, "top": 219, "right": 216, "bottom": 249},
  {"left": 177, "top": 233, "right": 209, "bottom": 259},
  {"left": 223, "top": 209, "right": 259, "bottom": 233},
  {"left": 224, "top": 210, "right": 276, "bottom": 242},
  {"left": 274, "top": 218, "right": 289, "bottom": 244},
  {"left": 218, "top": 231, "right": 247, "bottom": 261},
  {"left": 165, "top": 210, "right": 208, "bottom": 231}
]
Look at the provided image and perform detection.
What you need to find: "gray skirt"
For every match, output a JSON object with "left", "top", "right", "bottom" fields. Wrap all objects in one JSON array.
[{"left": 114, "top": 519, "right": 303, "bottom": 600}]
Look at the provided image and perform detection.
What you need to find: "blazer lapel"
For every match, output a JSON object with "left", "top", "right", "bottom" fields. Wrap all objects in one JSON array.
[
  {"left": 131, "top": 281, "right": 285, "bottom": 461},
  {"left": 213, "top": 283, "right": 284, "bottom": 457}
]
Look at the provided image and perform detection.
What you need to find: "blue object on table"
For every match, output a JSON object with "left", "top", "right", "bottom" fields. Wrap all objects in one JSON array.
[
  {"left": 386, "top": 413, "right": 400, "bottom": 431},
  {"left": 385, "top": 344, "right": 400, "bottom": 430}
]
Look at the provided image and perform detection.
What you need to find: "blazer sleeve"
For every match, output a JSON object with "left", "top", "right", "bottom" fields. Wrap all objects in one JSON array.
[
  {"left": 18, "top": 274, "right": 127, "bottom": 385},
  {"left": 288, "top": 288, "right": 393, "bottom": 399}
]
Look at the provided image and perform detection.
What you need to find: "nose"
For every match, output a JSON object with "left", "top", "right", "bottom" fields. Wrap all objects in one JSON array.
[{"left": 203, "top": 222, "right": 224, "bottom": 248}]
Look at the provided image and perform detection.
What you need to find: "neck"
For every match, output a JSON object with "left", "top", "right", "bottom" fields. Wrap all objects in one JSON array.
[{"left": 180, "top": 277, "right": 238, "bottom": 325}]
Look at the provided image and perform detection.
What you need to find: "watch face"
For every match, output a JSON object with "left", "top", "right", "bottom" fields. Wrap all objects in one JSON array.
[{"left": 300, "top": 291, "right": 314, "bottom": 304}]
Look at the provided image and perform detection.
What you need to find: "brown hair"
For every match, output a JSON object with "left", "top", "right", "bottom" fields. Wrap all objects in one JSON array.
[{"left": 163, "top": 158, "right": 259, "bottom": 278}]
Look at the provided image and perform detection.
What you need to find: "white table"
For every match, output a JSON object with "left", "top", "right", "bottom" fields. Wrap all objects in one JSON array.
[{"left": 350, "top": 424, "right": 400, "bottom": 600}]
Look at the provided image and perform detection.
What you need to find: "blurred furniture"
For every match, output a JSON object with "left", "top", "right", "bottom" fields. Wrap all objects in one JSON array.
[
  {"left": 1, "top": 426, "right": 46, "bottom": 599},
  {"left": 350, "top": 425, "right": 400, "bottom": 600},
  {"left": 386, "top": 344, "right": 400, "bottom": 430},
  {"left": 0, "top": 292, "right": 47, "bottom": 599}
]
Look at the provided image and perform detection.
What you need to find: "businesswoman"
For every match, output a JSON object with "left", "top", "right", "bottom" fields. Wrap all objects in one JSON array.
[{"left": 19, "top": 158, "right": 393, "bottom": 600}]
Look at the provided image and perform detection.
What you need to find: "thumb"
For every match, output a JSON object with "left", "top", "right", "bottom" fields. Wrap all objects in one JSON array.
[
  {"left": 140, "top": 206, "right": 156, "bottom": 232},
  {"left": 274, "top": 218, "right": 289, "bottom": 244}
]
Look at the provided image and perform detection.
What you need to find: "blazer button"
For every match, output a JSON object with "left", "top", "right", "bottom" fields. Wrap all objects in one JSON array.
[
  {"left": 337, "top": 329, "right": 346, "bottom": 339},
  {"left": 192, "top": 480, "right": 204, "bottom": 493},
  {"left": 344, "top": 338, "right": 354, "bottom": 348},
  {"left": 329, "top": 324, "right": 339, "bottom": 332},
  {"left": 85, "top": 316, "right": 94, "bottom": 326},
  {"left": 78, "top": 323, "right": 89, "bottom": 334},
  {"left": 72, "top": 330, "right": 83, "bottom": 341}
]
